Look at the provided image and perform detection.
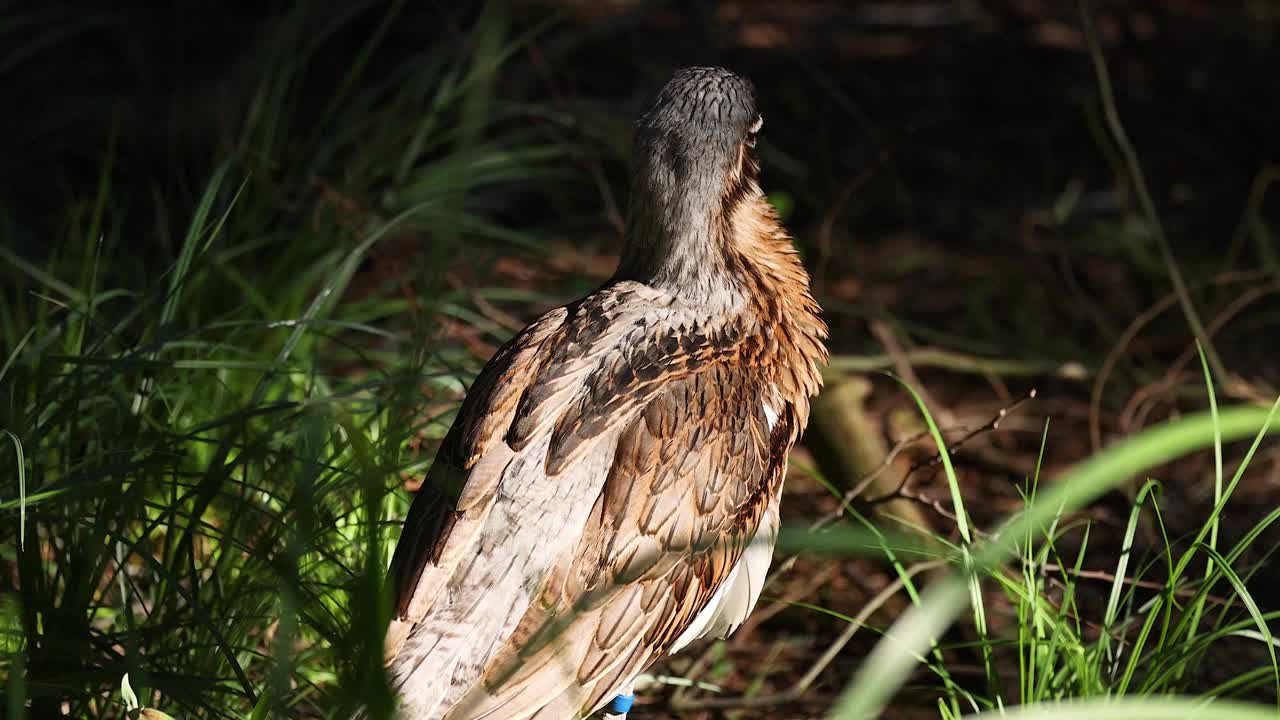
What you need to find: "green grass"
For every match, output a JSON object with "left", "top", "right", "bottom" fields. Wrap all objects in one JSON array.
[
  {"left": 3, "top": 3, "right": 1280, "bottom": 720},
  {"left": 1, "top": 3, "right": 571, "bottom": 717},
  {"left": 778, "top": 366, "right": 1280, "bottom": 719}
]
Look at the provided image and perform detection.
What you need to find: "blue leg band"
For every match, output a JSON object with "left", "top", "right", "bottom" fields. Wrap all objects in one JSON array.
[{"left": 605, "top": 693, "right": 635, "bottom": 714}]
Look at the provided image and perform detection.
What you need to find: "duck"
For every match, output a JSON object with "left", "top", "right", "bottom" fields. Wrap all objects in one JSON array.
[{"left": 383, "top": 66, "right": 828, "bottom": 720}]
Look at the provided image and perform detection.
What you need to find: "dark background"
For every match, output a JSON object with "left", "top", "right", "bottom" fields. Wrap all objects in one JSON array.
[
  {"left": 7, "top": 0, "right": 1280, "bottom": 371},
  {"left": 5, "top": 1, "right": 1280, "bottom": 717}
]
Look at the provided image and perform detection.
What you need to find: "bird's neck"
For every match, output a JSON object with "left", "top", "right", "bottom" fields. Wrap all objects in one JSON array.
[
  {"left": 725, "top": 193, "right": 828, "bottom": 363},
  {"left": 720, "top": 192, "right": 828, "bottom": 402},
  {"left": 616, "top": 188, "right": 828, "bottom": 397},
  {"left": 616, "top": 179, "right": 742, "bottom": 309}
]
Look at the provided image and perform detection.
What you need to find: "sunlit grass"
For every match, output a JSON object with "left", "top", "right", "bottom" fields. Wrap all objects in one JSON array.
[
  {"left": 811, "top": 358, "right": 1280, "bottom": 719},
  {"left": 3, "top": 3, "right": 1279, "bottom": 720},
  {"left": 0, "top": 3, "right": 569, "bottom": 718}
]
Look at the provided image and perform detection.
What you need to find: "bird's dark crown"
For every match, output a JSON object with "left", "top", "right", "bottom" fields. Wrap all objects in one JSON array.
[
  {"left": 635, "top": 66, "right": 760, "bottom": 141},
  {"left": 618, "top": 66, "right": 766, "bottom": 302}
]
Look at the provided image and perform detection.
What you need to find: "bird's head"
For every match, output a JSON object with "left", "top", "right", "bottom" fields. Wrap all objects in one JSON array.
[{"left": 619, "top": 67, "right": 769, "bottom": 298}]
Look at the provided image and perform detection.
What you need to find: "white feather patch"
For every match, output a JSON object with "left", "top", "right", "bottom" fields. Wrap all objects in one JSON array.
[
  {"left": 763, "top": 402, "right": 779, "bottom": 430},
  {"left": 667, "top": 508, "right": 779, "bottom": 654}
]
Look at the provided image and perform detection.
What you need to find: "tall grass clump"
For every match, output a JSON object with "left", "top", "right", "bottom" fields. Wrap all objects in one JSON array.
[
  {"left": 801, "top": 363, "right": 1280, "bottom": 719},
  {"left": 0, "top": 3, "right": 569, "bottom": 718}
]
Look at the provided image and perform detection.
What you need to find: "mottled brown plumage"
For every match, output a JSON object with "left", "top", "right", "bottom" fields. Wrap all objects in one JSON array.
[{"left": 384, "top": 67, "right": 827, "bottom": 720}]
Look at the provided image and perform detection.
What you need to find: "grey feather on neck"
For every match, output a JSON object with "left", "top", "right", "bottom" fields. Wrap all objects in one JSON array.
[{"left": 614, "top": 67, "right": 762, "bottom": 308}]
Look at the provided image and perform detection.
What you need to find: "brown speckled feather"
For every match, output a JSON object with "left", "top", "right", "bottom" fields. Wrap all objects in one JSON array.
[
  {"left": 384, "top": 67, "right": 827, "bottom": 720},
  {"left": 446, "top": 359, "right": 803, "bottom": 720},
  {"left": 387, "top": 306, "right": 568, "bottom": 638}
]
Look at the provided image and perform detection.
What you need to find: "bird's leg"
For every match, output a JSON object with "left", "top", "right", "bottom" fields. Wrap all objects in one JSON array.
[{"left": 598, "top": 680, "right": 636, "bottom": 720}]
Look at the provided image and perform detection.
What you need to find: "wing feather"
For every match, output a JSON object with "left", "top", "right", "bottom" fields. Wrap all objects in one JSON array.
[
  {"left": 445, "top": 365, "right": 799, "bottom": 720},
  {"left": 386, "top": 306, "right": 566, "bottom": 656},
  {"left": 386, "top": 280, "right": 812, "bottom": 720}
]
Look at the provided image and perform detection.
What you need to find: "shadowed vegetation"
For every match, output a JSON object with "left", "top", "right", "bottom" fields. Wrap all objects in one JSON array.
[{"left": 2, "top": 1, "right": 1279, "bottom": 718}]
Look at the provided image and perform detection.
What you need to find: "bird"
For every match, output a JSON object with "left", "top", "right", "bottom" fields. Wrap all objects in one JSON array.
[{"left": 382, "top": 66, "right": 828, "bottom": 720}]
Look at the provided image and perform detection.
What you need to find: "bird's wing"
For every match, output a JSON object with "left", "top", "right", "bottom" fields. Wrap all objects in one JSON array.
[
  {"left": 385, "top": 304, "right": 569, "bottom": 658},
  {"left": 445, "top": 352, "right": 799, "bottom": 720},
  {"left": 387, "top": 282, "right": 704, "bottom": 644},
  {"left": 386, "top": 281, "right": 799, "bottom": 720}
]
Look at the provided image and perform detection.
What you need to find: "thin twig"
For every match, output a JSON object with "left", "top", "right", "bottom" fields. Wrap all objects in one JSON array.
[
  {"left": 472, "top": 292, "right": 526, "bottom": 332},
  {"left": 1040, "top": 563, "right": 1236, "bottom": 608},
  {"left": 826, "top": 349, "right": 1087, "bottom": 381},
  {"left": 894, "top": 486, "right": 990, "bottom": 538},
  {"left": 1165, "top": 283, "right": 1279, "bottom": 399},
  {"left": 807, "top": 389, "right": 1036, "bottom": 537},
  {"left": 871, "top": 320, "right": 949, "bottom": 426},
  {"left": 863, "top": 390, "right": 1038, "bottom": 508},
  {"left": 1110, "top": 285, "right": 1278, "bottom": 438},
  {"left": 1088, "top": 269, "right": 1269, "bottom": 450}
]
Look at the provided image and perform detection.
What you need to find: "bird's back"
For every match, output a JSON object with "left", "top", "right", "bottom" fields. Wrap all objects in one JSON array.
[
  {"left": 386, "top": 271, "right": 821, "bottom": 719},
  {"left": 384, "top": 65, "right": 827, "bottom": 720}
]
